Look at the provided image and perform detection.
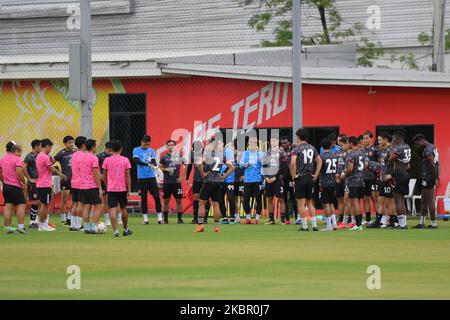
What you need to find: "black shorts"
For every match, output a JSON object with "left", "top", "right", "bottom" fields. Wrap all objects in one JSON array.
[
  {"left": 2, "top": 184, "right": 26, "bottom": 205},
  {"left": 200, "top": 181, "right": 222, "bottom": 202},
  {"left": 138, "top": 178, "right": 160, "bottom": 196},
  {"left": 60, "top": 179, "right": 71, "bottom": 191},
  {"left": 193, "top": 180, "right": 203, "bottom": 195},
  {"left": 108, "top": 192, "right": 128, "bottom": 208},
  {"left": 80, "top": 188, "right": 102, "bottom": 205},
  {"left": 37, "top": 187, "right": 52, "bottom": 205},
  {"left": 295, "top": 175, "right": 314, "bottom": 199},
  {"left": 335, "top": 182, "right": 345, "bottom": 198},
  {"left": 163, "top": 183, "right": 183, "bottom": 199},
  {"left": 234, "top": 181, "right": 244, "bottom": 196},
  {"left": 71, "top": 188, "right": 81, "bottom": 203},
  {"left": 320, "top": 186, "right": 335, "bottom": 204},
  {"left": 379, "top": 182, "right": 394, "bottom": 198},
  {"left": 265, "top": 178, "right": 284, "bottom": 198},
  {"left": 364, "top": 179, "right": 378, "bottom": 196},
  {"left": 393, "top": 170, "right": 410, "bottom": 195},
  {"left": 346, "top": 186, "right": 363, "bottom": 199},
  {"left": 421, "top": 179, "right": 436, "bottom": 190},
  {"left": 27, "top": 183, "right": 38, "bottom": 201}
]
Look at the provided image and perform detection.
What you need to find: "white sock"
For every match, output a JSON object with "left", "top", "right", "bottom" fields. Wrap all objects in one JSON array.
[
  {"left": 381, "top": 215, "right": 389, "bottom": 225},
  {"left": 246, "top": 214, "right": 251, "bottom": 220},
  {"left": 256, "top": 214, "right": 261, "bottom": 221},
  {"left": 67, "top": 212, "right": 71, "bottom": 219},
  {"left": 235, "top": 213, "right": 240, "bottom": 220},
  {"left": 343, "top": 214, "right": 348, "bottom": 224},
  {"left": 104, "top": 213, "right": 110, "bottom": 221},
  {"left": 61, "top": 213, "right": 66, "bottom": 221},
  {"left": 331, "top": 214, "right": 337, "bottom": 227},
  {"left": 420, "top": 216, "right": 426, "bottom": 225},
  {"left": 398, "top": 215, "right": 407, "bottom": 227},
  {"left": 70, "top": 217, "right": 75, "bottom": 227},
  {"left": 310, "top": 216, "right": 317, "bottom": 227},
  {"left": 18, "top": 224, "right": 24, "bottom": 230},
  {"left": 143, "top": 213, "right": 149, "bottom": 222},
  {"left": 431, "top": 220, "right": 437, "bottom": 227},
  {"left": 157, "top": 212, "right": 163, "bottom": 221},
  {"left": 326, "top": 217, "right": 332, "bottom": 229},
  {"left": 46, "top": 215, "right": 49, "bottom": 223},
  {"left": 297, "top": 214, "right": 301, "bottom": 221},
  {"left": 118, "top": 213, "right": 123, "bottom": 222},
  {"left": 77, "top": 217, "right": 83, "bottom": 228},
  {"left": 301, "top": 217, "right": 308, "bottom": 229},
  {"left": 351, "top": 215, "right": 356, "bottom": 224}
]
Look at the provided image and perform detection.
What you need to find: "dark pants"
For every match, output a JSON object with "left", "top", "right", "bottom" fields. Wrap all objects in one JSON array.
[
  {"left": 243, "top": 182, "right": 263, "bottom": 216},
  {"left": 283, "top": 179, "right": 297, "bottom": 219},
  {"left": 138, "top": 178, "right": 162, "bottom": 214},
  {"left": 219, "top": 183, "right": 236, "bottom": 219}
]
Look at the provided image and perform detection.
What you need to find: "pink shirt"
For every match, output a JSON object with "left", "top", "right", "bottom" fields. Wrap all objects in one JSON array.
[
  {"left": 36, "top": 152, "right": 53, "bottom": 188},
  {"left": 71, "top": 151, "right": 83, "bottom": 189},
  {"left": 79, "top": 152, "right": 99, "bottom": 190},
  {"left": 102, "top": 154, "right": 131, "bottom": 192},
  {"left": 0, "top": 154, "right": 24, "bottom": 188}
]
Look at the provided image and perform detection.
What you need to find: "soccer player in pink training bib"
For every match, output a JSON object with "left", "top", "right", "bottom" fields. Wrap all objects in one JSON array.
[
  {"left": 102, "top": 140, "right": 133, "bottom": 237},
  {"left": 0, "top": 142, "right": 27, "bottom": 234},
  {"left": 36, "top": 139, "right": 67, "bottom": 232}
]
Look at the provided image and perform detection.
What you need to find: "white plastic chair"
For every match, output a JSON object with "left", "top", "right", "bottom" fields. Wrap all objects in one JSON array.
[
  {"left": 404, "top": 178, "right": 417, "bottom": 215},
  {"left": 435, "top": 181, "right": 450, "bottom": 213}
]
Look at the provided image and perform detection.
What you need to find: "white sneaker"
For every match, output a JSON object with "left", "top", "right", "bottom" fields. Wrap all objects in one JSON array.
[
  {"left": 294, "top": 218, "right": 302, "bottom": 225},
  {"left": 38, "top": 225, "right": 55, "bottom": 232},
  {"left": 380, "top": 224, "right": 388, "bottom": 229},
  {"left": 320, "top": 227, "right": 334, "bottom": 232},
  {"left": 362, "top": 221, "right": 369, "bottom": 226},
  {"left": 349, "top": 225, "right": 363, "bottom": 231}
]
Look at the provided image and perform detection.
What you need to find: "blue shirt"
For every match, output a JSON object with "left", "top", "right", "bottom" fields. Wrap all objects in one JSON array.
[
  {"left": 239, "top": 150, "right": 264, "bottom": 183},
  {"left": 320, "top": 145, "right": 341, "bottom": 156},
  {"left": 133, "top": 147, "right": 157, "bottom": 179},
  {"left": 221, "top": 147, "right": 236, "bottom": 183}
]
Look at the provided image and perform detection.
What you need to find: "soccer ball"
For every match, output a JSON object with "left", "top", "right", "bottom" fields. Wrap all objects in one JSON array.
[{"left": 95, "top": 222, "right": 107, "bottom": 234}]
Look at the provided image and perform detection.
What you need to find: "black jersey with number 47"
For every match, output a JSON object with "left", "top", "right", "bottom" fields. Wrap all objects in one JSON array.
[
  {"left": 293, "top": 143, "right": 318, "bottom": 176},
  {"left": 320, "top": 152, "right": 338, "bottom": 187}
]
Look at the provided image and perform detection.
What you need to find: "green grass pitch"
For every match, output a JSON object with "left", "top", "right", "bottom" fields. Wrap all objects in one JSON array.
[{"left": 1, "top": 215, "right": 449, "bottom": 300}]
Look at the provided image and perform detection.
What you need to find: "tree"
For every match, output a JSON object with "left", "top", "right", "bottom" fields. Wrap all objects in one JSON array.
[{"left": 236, "top": 0, "right": 384, "bottom": 67}]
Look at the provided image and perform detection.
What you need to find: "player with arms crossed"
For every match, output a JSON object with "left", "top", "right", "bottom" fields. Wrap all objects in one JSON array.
[
  {"left": 412, "top": 134, "right": 440, "bottom": 229},
  {"left": 196, "top": 137, "right": 234, "bottom": 233},
  {"left": 102, "top": 140, "right": 133, "bottom": 237},
  {"left": 361, "top": 131, "right": 379, "bottom": 225},
  {"left": 290, "top": 128, "right": 322, "bottom": 232},
  {"left": 262, "top": 136, "right": 287, "bottom": 225},
  {"left": 319, "top": 138, "right": 338, "bottom": 231}
]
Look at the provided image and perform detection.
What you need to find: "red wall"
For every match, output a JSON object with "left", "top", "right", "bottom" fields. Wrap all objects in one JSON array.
[{"left": 121, "top": 77, "right": 450, "bottom": 211}]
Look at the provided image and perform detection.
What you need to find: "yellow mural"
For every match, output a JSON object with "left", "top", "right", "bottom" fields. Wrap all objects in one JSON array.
[{"left": 0, "top": 79, "right": 122, "bottom": 155}]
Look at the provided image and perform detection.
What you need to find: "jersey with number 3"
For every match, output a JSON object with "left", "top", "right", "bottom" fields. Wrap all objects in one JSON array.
[
  {"left": 345, "top": 149, "right": 364, "bottom": 187},
  {"left": 293, "top": 143, "right": 318, "bottom": 176}
]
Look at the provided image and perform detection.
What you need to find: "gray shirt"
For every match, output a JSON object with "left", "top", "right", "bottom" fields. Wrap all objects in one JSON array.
[
  {"left": 345, "top": 149, "right": 364, "bottom": 188},
  {"left": 202, "top": 150, "right": 223, "bottom": 183},
  {"left": 24, "top": 152, "right": 38, "bottom": 179},
  {"left": 320, "top": 152, "right": 338, "bottom": 187},
  {"left": 292, "top": 143, "right": 318, "bottom": 176}
]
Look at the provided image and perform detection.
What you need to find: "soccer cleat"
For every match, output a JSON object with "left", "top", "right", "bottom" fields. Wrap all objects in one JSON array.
[
  {"left": 113, "top": 231, "right": 119, "bottom": 238},
  {"left": 191, "top": 219, "right": 198, "bottom": 225},
  {"left": 349, "top": 225, "right": 363, "bottom": 231},
  {"left": 29, "top": 222, "right": 39, "bottom": 229},
  {"left": 285, "top": 220, "right": 291, "bottom": 225},
  {"left": 17, "top": 228, "right": 28, "bottom": 234},
  {"left": 48, "top": 222, "right": 56, "bottom": 229},
  {"left": 251, "top": 219, "right": 259, "bottom": 225},
  {"left": 398, "top": 225, "right": 408, "bottom": 229},
  {"left": 64, "top": 219, "right": 71, "bottom": 226},
  {"left": 164, "top": 219, "right": 169, "bottom": 224},
  {"left": 336, "top": 223, "right": 347, "bottom": 229},
  {"left": 320, "top": 227, "right": 334, "bottom": 232},
  {"left": 264, "top": 220, "right": 275, "bottom": 225},
  {"left": 84, "top": 229, "right": 92, "bottom": 235},
  {"left": 213, "top": 226, "right": 221, "bottom": 233},
  {"left": 312, "top": 227, "right": 319, "bottom": 231},
  {"left": 298, "top": 227, "right": 309, "bottom": 232},
  {"left": 294, "top": 218, "right": 302, "bottom": 225},
  {"left": 361, "top": 221, "right": 369, "bottom": 226},
  {"left": 123, "top": 229, "right": 133, "bottom": 237},
  {"left": 194, "top": 224, "right": 205, "bottom": 233},
  {"left": 242, "top": 219, "right": 252, "bottom": 225},
  {"left": 412, "top": 224, "right": 426, "bottom": 229},
  {"left": 221, "top": 219, "right": 230, "bottom": 225},
  {"left": 177, "top": 219, "right": 184, "bottom": 224},
  {"left": 346, "top": 223, "right": 355, "bottom": 229},
  {"left": 366, "top": 222, "right": 380, "bottom": 229},
  {"left": 142, "top": 221, "right": 149, "bottom": 225},
  {"left": 427, "top": 225, "right": 438, "bottom": 229},
  {"left": 229, "top": 218, "right": 235, "bottom": 225},
  {"left": 6, "top": 228, "right": 14, "bottom": 234},
  {"left": 158, "top": 220, "right": 166, "bottom": 225},
  {"left": 39, "top": 225, "right": 55, "bottom": 232}
]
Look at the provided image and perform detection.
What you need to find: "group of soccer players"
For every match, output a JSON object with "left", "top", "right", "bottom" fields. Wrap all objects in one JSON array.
[
  {"left": 0, "top": 136, "right": 133, "bottom": 237},
  {"left": 0, "top": 127, "right": 440, "bottom": 235}
]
